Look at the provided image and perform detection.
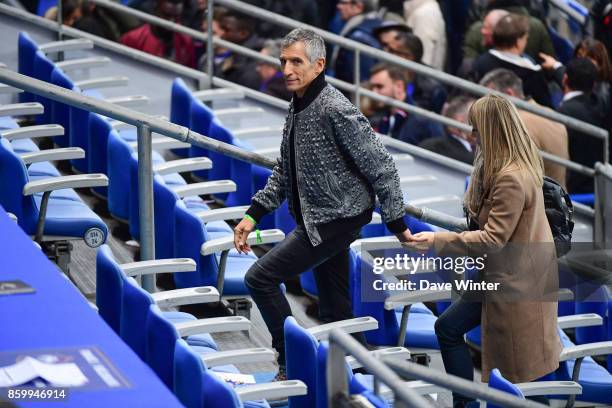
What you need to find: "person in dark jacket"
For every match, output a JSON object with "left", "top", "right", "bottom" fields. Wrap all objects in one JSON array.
[
  {"left": 368, "top": 62, "right": 445, "bottom": 145},
  {"left": 419, "top": 95, "right": 475, "bottom": 164},
  {"left": 202, "top": 10, "right": 264, "bottom": 90},
  {"left": 330, "top": 0, "right": 383, "bottom": 83},
  {"left": 471, "top": 13, "right": 553, "bottom": 107},
  {"left": 558, "top": 58, "right": 608, "bottom": 194},
  {"left": 234, "top": 29, "right": 413, "bottom": 380}
]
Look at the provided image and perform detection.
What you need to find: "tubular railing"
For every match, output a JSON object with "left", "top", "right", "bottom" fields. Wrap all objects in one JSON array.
[
  {"left": 210, "top": 0, "right": 608, "bottom": 165},
  {"left": 328, "top": 329, "right": 549, "bottom": 408},
  {"left": 83, "top": 0, "right": 604, "bottom": 174}
]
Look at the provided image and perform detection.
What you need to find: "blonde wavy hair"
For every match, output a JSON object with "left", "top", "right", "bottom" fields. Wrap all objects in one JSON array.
[{"left": 465, "top": 94, "right": 543, "bottom": 217}]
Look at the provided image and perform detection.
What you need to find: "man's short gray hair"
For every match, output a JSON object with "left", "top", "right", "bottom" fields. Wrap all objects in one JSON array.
[
  {"left": 281, "top": 28, "right": 326, "bottom": 63},
  {"left": 479, "top": 68, "right": 525, "bottom": 99}
]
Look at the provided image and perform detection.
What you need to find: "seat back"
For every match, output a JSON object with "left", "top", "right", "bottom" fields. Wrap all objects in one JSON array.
[
  {"left": 0, "top": 138, "right": 38, "bottom": 233},
  {"left": 175, "top": 340, "right": 245, "bottom": 408},
  {"left": 174, "top": 338, "right": 207, "bottom": 408},
  {"left": 18, "top": 32, "right": 38, "bottom": 103},
  {"left": 120, "top": 275, "right": 155, "bottom": 358},
  {"left": 226, "top": 137, "right": 254, "bottom": 207},
  {"left": 107, "top": 128, "right": 134, "bottom": 222},
  {"left": 95, "top": 245, "right": 124, "bottom": 334},
  {"left": 145, "top": 304, "right": 180, "bottom": 389},
  {"left": 49, "top": 67, "right": 76, "bottom": 147},
  {"left": 32, "top": 51, "right": 56, "bottom": 125},
  {"left": 88, "top": 113, "right": 112, "bottom": 197},
  {"left": 487, "top": 368, "right": 525, "bottom": 408},
  {"left": 170, "top": 78, "right": 193, "bottom": 128},
  {"left": 284, "top": 316, "right": 318, "bottom": 408},
  {"left": 189, "top": 98, "right": 215, "bottom": 180},
  {"left": 173, "top": 200, "right": 218, "bottom": 288}
]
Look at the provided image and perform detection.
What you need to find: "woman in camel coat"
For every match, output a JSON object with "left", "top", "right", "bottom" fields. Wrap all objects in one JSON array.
[{"left": 407, "top": 94, "right": 562, "bottom": 408}]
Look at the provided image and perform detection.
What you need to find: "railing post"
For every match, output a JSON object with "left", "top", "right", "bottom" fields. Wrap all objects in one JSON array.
[
  {"left": 327, "top": 337, "right": 349, "bottom": 407},
  {"left": 205, "top": 0, "right": 214, "bottom": 89},
  {"left": 353, "top": 49, "right": 360, "bottom": 109},
  {"left": 137, "top": 124, "right": 156, "bottom": 292},
  {"left": 56, "top": 0, "right": 64, "bottom": 61}
]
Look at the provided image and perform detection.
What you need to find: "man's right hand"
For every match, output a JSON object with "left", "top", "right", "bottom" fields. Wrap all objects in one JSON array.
[{"left": 234, "top": 217, "right": 256, "bottom": 254}]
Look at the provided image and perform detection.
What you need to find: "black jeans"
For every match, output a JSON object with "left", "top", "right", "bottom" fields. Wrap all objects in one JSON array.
[
  {"left": 244, "top": 224, "right": 360, "bottom": 367},
  {"left": 434, "top": 297, "right": 482, "bottom": 406}
]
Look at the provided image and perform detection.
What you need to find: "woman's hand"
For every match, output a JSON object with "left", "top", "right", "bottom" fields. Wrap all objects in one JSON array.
[{"left": 401, "top": 231, "right": 434, "bottom": 252}]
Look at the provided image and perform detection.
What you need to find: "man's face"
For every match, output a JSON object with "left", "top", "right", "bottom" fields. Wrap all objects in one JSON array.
[
  {"left": 280, "top": 42, "right": 324, "bottom": 96},
  {"left": 337, "top": 0, "right": 363, "bottom": 21},
  {"left": 156, "top": 0, "right": 182, "bottom": 23},
  {"left": 220, "top": 16, "right": 248, "bottom": 44},
  {"left": 481, "top": 12, "right": 498, "bottom": 46},
  {"left": 256, "top": 48, "right": 279, "bottom": 81},
  {"left": 379, "top": 30, "right": 401, "bottom": 53},
  {"left": 370, "top": 70, "right": 398, "bottom": 100}
]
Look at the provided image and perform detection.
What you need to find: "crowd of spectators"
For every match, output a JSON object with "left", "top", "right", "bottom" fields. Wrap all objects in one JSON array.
[{"left": 42, "top": 0, "right": 612, "bottom": 195}]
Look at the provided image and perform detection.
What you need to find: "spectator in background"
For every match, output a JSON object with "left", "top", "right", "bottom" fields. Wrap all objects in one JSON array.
[
  {"left": 373, "top": 21, "right": 412, "bottom": 54},
  {"left": 368, "top": 63, "right": 444, "bottom": 145},
  {"left": 330, "top": 0, "right": 383, "bottom": 83},
  {"left": 198, "top": 6, "right": 228, "bottom": 67},
  {"left": 256, "top": 39, "right": 292, "bottom": 101},
  {"left": 574, "top": 38, "right": 612, "bottom": 118},
  {"left": 480, "top": 68, "right": 569, "bottom": 188},
  {"left": 213, "top": 10, "right": 263, "bottom": 89},
  {"left": 462, "top": 0, "right": 555, "bottom": 67},
  {"left": 44, "top": 0, "right": 82, "bottom": 26},
  {"left": 460, "top": 9, "right": 509, "bottom": 75},
  {"left": 403, "top": 0, "right": 447, "bottom": 71},
  {"left": 120, "top": 0, "right": 196, "bottom": 67},
  {"left": 471, "top": 13, "right": 553, "bottom": 107},
  {"left": 392, "top": 32, "right": 447, "bottom": 113},
  {"left": 419, "top": 96, "right": 475, "bottom": 164},
  {"left": 558, "top": 59, "right": 607, "bottom": 194},
  {"left": 243, "top": 0, "right": 320, "bottom": 37}
]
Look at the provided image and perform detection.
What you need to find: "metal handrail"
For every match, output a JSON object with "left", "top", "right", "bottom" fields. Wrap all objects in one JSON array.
[
  {"left": 326, "top": 329, "right": 431, "bottom": 408},
  {"left": 211, "top": 0, "right": 609, "bottom": 164},
  {"left": 60, "top": 0, "right": 596, "bottom": 175},
  {"left": 328, "top": 329, "right": 549, "bottom": 408}
]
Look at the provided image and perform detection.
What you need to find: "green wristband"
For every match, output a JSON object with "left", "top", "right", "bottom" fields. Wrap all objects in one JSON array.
[{"left": 243, "top": 214, "right": 262, "bottom": 244}]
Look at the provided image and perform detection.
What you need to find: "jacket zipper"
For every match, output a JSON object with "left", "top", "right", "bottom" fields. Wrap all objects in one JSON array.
[{"left": 291, "top": 113, "right": 317, "bottom": 245}]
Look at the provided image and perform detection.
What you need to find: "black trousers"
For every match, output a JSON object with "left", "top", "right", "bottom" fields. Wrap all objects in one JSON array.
[{"left": 244, "top": 224, "right": 361, "bottom": 366}]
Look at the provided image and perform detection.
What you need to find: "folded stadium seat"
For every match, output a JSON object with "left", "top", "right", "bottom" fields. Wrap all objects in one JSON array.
[
  {"left": 570, "top": 193, "right": 595, "bottom": 207},
  {"left": 0, "top": 138, "right": 108, "bottom": 270},
  {"left": 125, "top": 145, "right": 239, "bottom": 245},
  {"left": 284, "top": 316, "right": 432, "bottom": 408},
  {"left": 548, "top": 26, "right": 574, "bottom": 65},
  {"left": 173, "top": 199, "right": 284, "bottom": 300},
  {"left": 556, "top": 327, "right": 612, "bottom": 406},
  {"left": 487, "top": 368, "right": 582, "bottom": 408},
  {"left": 106, "top": 125, "right": 189, "bottom": 224},
  {"left": 575, "top": 286, "right": 609, "bottom": 346},
  {"left": 174, "top": 339, "right": 308, "bottom": 408},
  {"left": 149, "top": 175, "right": 236, "bottom": 261},
  {"left": 146, "top": 303, "right": 292, "bottom": 405},
  {"left": 49, "top": 67, "right": 148, "bottom": 172},
  {"left": 95, "top": 244, "right": 219, "bottom": 350}
]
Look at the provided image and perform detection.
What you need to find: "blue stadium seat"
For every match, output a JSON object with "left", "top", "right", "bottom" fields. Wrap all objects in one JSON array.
[
  {"left": 95, "top": 244, "right": 219, "bottom": 350},
  {"left": 0, "top": 137, "right": 108, "bottom": 246},
  {"left": 173, "top": 199, "right": 283, "bottom": 296}
]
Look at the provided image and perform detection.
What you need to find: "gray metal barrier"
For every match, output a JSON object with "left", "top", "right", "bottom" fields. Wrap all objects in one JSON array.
[
  {"left": 594, "top": 163, "right": 612, "bottom": 243},
  {"left": 328, "top": 329, "right": 549, "bottom": 408}
]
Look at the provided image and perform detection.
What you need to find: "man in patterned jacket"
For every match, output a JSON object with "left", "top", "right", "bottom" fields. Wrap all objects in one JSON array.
[{"left": 233, "top": 28, "right": 412, "bottom": 379}]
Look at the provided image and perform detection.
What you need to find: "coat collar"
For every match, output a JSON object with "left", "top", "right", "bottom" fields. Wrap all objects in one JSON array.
[{"left": 292, "top": 71, "right": 327, "bottom": 114}]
